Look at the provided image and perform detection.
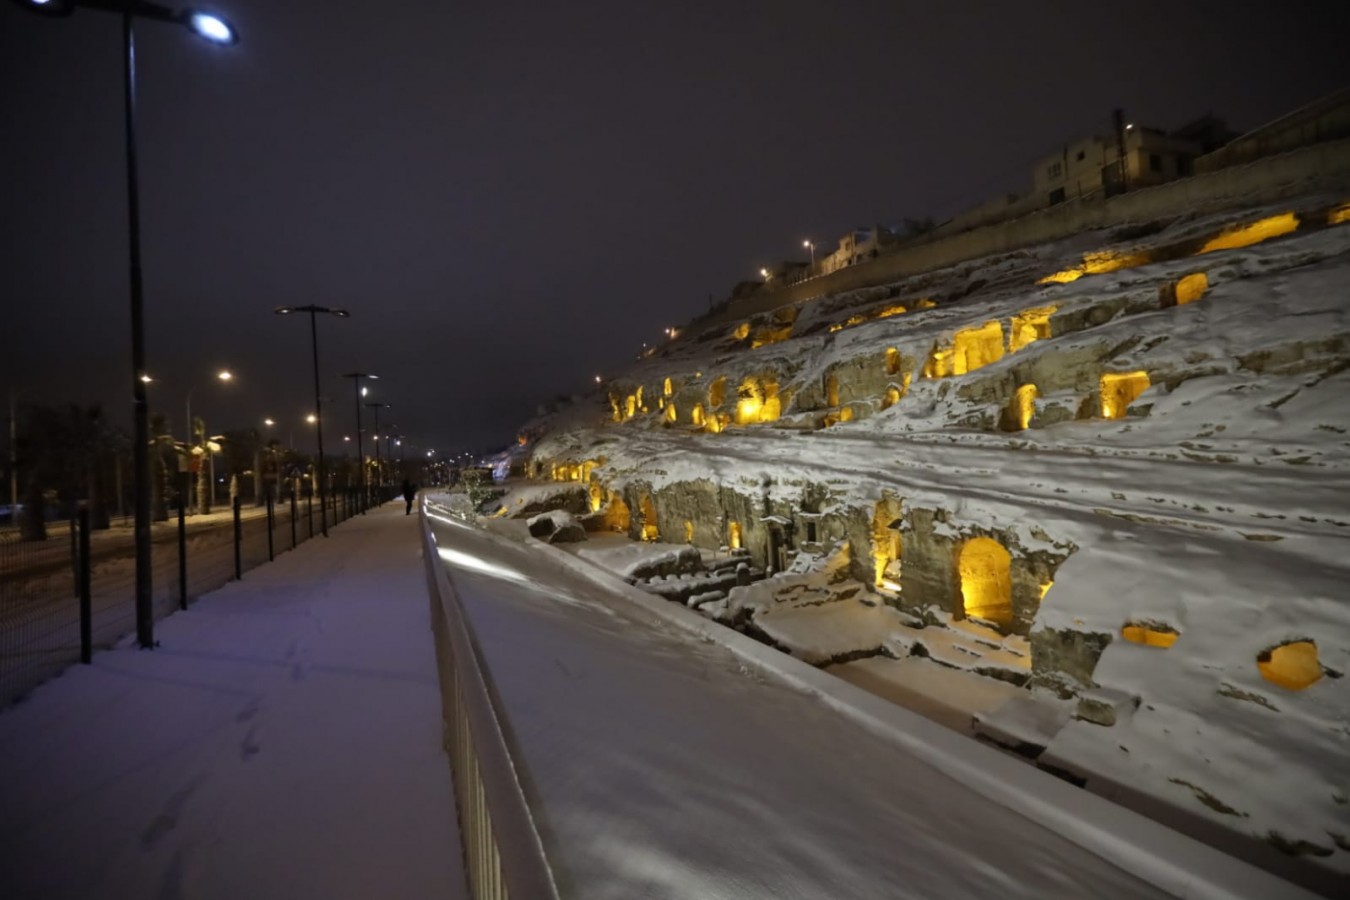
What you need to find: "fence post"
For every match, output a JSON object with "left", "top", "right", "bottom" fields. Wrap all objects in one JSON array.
[
  {"left": 266, "top": 485, "right": 275, "bottom": 562},
  {"left": 233, "top": 496, "right": 243, "bottom": 580},
  {"left": 290, "top": 490, "right": 298, "bottom": 549},
  {"left": 307, "top": 492, "right": 313, "bottom": 539},
  {"left": 178, "top": 473, "right": 188, "bottom": 610},
  {"left": 78, "top": 505, "right": 92, "bottom": 664}
]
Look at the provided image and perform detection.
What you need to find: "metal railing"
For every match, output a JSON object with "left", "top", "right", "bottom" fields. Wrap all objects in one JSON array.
[
  {"left": 0, "top": 485, "right": 399, "bottom": 706},
  {"left": 419, "top": 508, "right": 559, "bottom": 900}
]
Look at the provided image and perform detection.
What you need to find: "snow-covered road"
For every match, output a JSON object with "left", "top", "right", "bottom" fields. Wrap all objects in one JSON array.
[{"left": 428, "top": 510, "right": 1217, "bottom": 900}]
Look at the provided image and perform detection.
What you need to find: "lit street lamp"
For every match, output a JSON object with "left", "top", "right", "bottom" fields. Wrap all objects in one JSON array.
[
  {"left": 185, "top": 368, "right": 232, "bottom": 512},
  {"left": 340, "top": 372, "right": 377, "bottom": 513},
  {"left": 364, "top": 402, "right": 389, "bottom": 491},
  {"left": 803, "top": 239, "right": 815, "bottom": 268},
  {"left": 11, "top": 0, "right": 239, "bottom": 650},
  {"left": 275, "top": 305, "right": 350, "bottom": 537}
]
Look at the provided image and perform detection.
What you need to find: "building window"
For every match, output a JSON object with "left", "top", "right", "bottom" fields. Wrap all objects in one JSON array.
[
  {"left": 1047, "top": 161, "right": 1063, "bottom": 179},
  {"left": 1149, "top": 153, "right": 1162, "bottom": 172},
  {"left": 1076, "top": 149, "right": 1086, "bottom": 161},
  {"left": 1048, "top": 187, "right": 1066, "bottom": 205}
]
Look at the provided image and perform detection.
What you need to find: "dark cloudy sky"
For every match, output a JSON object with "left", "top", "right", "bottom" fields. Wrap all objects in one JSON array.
[{"left": 3, "top": 1, "right": 1347, "bottom": 457}]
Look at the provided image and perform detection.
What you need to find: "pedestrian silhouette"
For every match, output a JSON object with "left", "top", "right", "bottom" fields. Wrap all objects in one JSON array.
[{"left": 402, "top": 479, "right": 418, "bottom": 515}]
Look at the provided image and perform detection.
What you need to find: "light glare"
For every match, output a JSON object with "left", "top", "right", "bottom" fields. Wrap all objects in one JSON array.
[{"left": 188, "top": 12, "right": 236, "bottom": 44}]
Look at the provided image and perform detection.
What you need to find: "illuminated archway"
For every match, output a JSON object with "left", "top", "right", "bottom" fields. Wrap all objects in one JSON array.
[
  {"left": 1009, "top": 384, "right": 1039, "bottom": 431},
  {"left": 1100, "top": 371, "right": 1150, "bottom": 419},
  {"left": 639, "top": 495, "right": 660, "bottom": 541},
  {"left": 1121, "top": 622, "right": 1178, "bottom": 648},
  {"left": 872, "top": 497, "right": 902, "bottom": 590},
  {"left": 691, "top": 403, "right": 705, "bottom": 427},
  {"left": 1258, "top": 640, "right": 1322, "bottom": 691},
  {"left": 728, "top": 520, "right": 742, "bottom": 550},
  {"left": 958, "top": 537, "right": 1012, "bottom": 627},
  {"left": 881, "top": 386, "right": 901, "bottom": 410},
  {"left": 826, "top": 373, "right": 840, "bottom": 407},
  {"left": 684, "top": 520, "right": 694, "bottom": 543},
  {"left": 885, "top": 347, "right": 901, "bottom": 376},
  {"left": 588, "top": 480, "right": 604, "bottom": 513},
  {"left": 708, "top": 376, "right": 726, "bottom": 409}
]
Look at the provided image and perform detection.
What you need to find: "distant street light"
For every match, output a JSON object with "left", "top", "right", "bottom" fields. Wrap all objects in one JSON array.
[
  {"left": 760, "top": 267, "right": 770, "bottom": 280},
  {"left": 803, "top": 239, "right": 815, "bottom": 268},
  {"left": 364, "top": 402, "right": 390, "bottom": 490},
  {"left": 340, "top": 372, "right": 377, "bottom": 512},
  {"left": 185, "top": 368, "right": 233, "bottom": 512},
  {"left": 275, "top": 305, "right": 350, "bottom": 537},
  {"left": 11, "top": 0, "right": 240, "bottom": 649}
]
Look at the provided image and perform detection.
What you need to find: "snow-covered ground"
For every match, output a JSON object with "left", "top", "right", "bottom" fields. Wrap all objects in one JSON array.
[
  {"left": 0, "top": 505, "right": 464, "bottom": 900},
  {"left": 426, "top": 496, "right": 1317, "bottom": 899},
  {"left": 508, "top": 196, "right": 1350, "bottom": 890}
]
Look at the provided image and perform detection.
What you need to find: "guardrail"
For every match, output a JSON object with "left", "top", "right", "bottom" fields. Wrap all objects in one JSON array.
[
  {"left": 0, "top": 485, "right": 399, "bottom": 706},
  {"left": 419, "top": 506, "right": 559, "bottom": 900}
]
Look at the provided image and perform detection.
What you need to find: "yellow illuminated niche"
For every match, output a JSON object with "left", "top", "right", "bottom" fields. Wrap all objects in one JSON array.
[
  {"left": 1258, "top": 640, "right": 1323, "bottom": 691},
  {"left": 708, "top": 376, "right": 726, "bottom": 409},
  {"left": 728, "top": 520, "right": 742, "bottom": 550},
  {"left": 1009, "top": 305, "right": 1057, "bottom": 352},
  {"left": 1173, "top": 272, "right": 1209, "bottom": 305},
  {"left": 924, "top": 321, "right": 1005, "bottom": 378},
  {"left": 838, "top": 406, "right": 854, "bottom": 423},
  {"left": 914, "top": 298, "right": 937, "bottom": 310},
  {"left": 624, "top": 394, "right": 637, "bottom": 420},
  {"left": 731, "top": 322, "right": 750, "bottom": 341},
  {"left": 1121, "top": 622, "right": 1179, "bottom": 648},
  {"left": 639, "top": 495, "right": 659, "bottom": 542},
  {"left": 588, "top": 480, "right": 604, "bottom": 513},
  {"left": 828, "top": 314, "right": 869, "bottom": 333},
  {"left": 959, "top": 537, "right": 1012, "bottom": 627},
  {"left": 1038, "top": 580, "right": 1053, "bottom": 600},
  {"left": 1329, "top": 202, "right": 1350, "bottom": 226},
  {"left": 826, "top": 374, "right": 840, "bottom": 407},
  {"left": 1100, "top": 371, "right": 1150, "bottom": 419},
  {"left": 663, "top": 377, "right": 673, "bottom": 397},
  {"left": 872, "top": 497, "right": 902, "bottom": 590},
  {"left": 875, "top": 304, "right": 906, "bottom": 319},
  {"left": 1010, "top": 384, "right": 1039, "bottom": 431},
  {"left": 665, "top": 403, "right": 677, "bottom": 423},
  {"left": 751, "top": 324, "right": 794, "bottom": 348},
  {"left": 1198, "top": 212, "right": 1298, "bottom": 255},
  {"left": 605, "top": 493, "right": 631, "bottom": 532},
  {"left": 635, "top": 386, "right": 645, "bottom": 412},
  {"left": 684, "top": 520, "right": 694, "bottom": 543},
  {"left": 657, "top": 396, "right": 665, "bottom": 410},
  {"left": 735, "top": 376, "right": 781, "bottom": 425},
  {"left": 691, "top": 403, "right": 705, "bottom": 427},
  {"left": 885, "top": 347, "right": 901, "bottom": 376},
  {"left": 609, "top": 394, "right": 622, "bottom": 423},
  {"left": 706, "top": 413, "right": 729, "bottom": 434},
  {"left": 1038, "top": 250, "right": 1154, "bottom": 285},
  {"left": 881, "top": 386, "right": 902, "bottom": 410}
]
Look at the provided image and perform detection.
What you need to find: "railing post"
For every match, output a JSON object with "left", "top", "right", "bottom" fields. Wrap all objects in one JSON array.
[
  {"left": 306, "top": 492, "right": 313, "bottom": 539},
  {"left": 78, "top": 504, "right": 92, "bottom": 664},
  {"left": 177, "top": 472, "right": 188, "bottom": 610},
  {"left": 233, "top": 495, "right": 242, "bottom": 580},
  {"left": 266, "top": 485, "right": 275, "bottom": 562},
  {"left": 290, "top": 490, "right": 298, "bottom": 549}
]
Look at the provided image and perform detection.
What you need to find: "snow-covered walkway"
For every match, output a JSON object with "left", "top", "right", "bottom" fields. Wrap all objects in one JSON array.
[{"left": 0, "top": 504, "right": 465, "bottom": 900}]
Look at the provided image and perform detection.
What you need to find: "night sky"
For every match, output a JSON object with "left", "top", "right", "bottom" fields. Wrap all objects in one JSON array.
[{"left": 3, "top": 1, "right": 1348, "bottom": 458}]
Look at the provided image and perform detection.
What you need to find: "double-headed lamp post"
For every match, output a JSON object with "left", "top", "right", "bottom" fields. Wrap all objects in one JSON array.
[
  {"left": 275, "top": 305, "right": 349, "bottom": 537},
  {"left": 12, "top": 0, "right": 238, "bottom": 650},
  {"left": 340, "top": 372, "right": 377, "bottom": 513},
  {"left": 365, "top": 402, "right": 390, "bottom": 493}
]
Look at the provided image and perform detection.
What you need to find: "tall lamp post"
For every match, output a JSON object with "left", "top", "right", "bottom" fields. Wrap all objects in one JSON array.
[
  {"left": 340, "top": 372, "right": 377, "bottom": 512},
  {"left": 12, "top": 0, "right": 239, "bottom": 649},
  {"left": 364, "top": 402, "right": 389, "bottom": 496},
  {"left": 275, "top": 305, "right": 349, "bottom": 537},
  {"left": 185, "top": 368, "right": 232, "bottom": 512}
]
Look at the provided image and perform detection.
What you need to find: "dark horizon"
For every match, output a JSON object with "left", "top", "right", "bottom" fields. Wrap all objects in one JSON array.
[{"left": 4, "top": 0, "right": 1348, "bottom": 455}]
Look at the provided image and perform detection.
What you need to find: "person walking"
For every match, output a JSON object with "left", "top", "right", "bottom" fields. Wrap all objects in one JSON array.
[{"left": 401, "top": 478, "right": 418, "bottom": 515}]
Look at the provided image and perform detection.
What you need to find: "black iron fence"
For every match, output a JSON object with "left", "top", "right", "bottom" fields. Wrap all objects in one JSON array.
[{"left": 0, "top": 485, "right": 399, "bottom": 706}]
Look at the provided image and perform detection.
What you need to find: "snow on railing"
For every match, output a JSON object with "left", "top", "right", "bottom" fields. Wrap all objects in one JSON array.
[{"left": 419, "top": 507, "right": 559, "bottom": 900}]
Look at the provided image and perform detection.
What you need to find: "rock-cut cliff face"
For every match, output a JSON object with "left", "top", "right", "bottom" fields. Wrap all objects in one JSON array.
[{"left": 511, "top": 195, "right": 1350, "bottom": 878}]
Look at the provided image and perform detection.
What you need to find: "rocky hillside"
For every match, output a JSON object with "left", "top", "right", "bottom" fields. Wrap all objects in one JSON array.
[{"left": 504, "top": 194, "right": 1350, "bottom": 886}]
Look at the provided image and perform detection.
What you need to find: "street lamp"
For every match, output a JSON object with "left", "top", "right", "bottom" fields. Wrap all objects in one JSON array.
[
  {"left": 340, "top": 372, "right": 377, "bottom": 513},
  {"left": 185, "top": 368, "right": 232, "bottom": 512},
  {"left": 275, "top": 305, "right": 349, "bottom": 537},
  {"left": 11, "top": 0, "right": 240, "bottom": 650},
  {"left": 803, "top": 239, "right": 815, "bottom": 268},
  {"left": 364, "top": 401, "right": 389, "bottom": 493}
]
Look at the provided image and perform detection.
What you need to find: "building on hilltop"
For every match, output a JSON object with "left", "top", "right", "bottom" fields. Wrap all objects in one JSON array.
[{"left": 1032, "top": 114, "right": 1236, "bottom": 208}]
